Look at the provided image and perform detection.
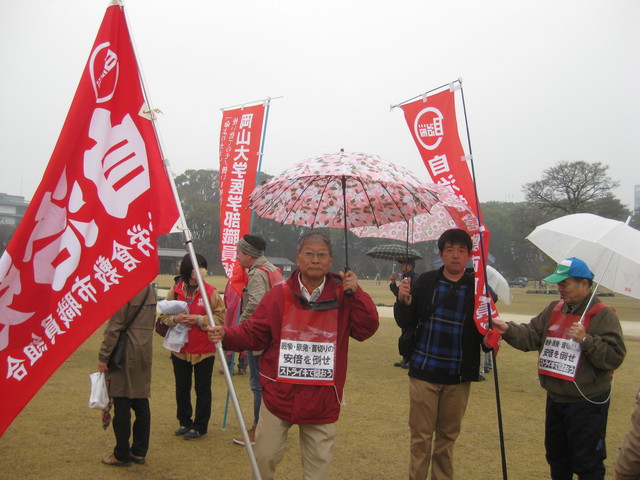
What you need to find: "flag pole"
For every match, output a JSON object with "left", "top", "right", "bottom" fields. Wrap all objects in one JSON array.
[
  {"left": 122, "top": 6, "right": 261, "bottom": 479},
  {"left": 390, "top": 81, "right": 453, "bottom": 110},
  {"left": 457, "top": 79, "right": 508, "bottom": 480},
  {"left": 222, "top": 96, "right": 278, "bottom": 430}
]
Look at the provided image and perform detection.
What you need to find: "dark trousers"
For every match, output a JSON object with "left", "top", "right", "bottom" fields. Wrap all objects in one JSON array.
[
  {"left": 545, "top": 391, "right": 610, "bottom": 480},
  {"left": 171, "top": 354, "right": 215, "bottom": 434},
  {"left": 112, "top": 397, "right": 150, "bottom": 462}
]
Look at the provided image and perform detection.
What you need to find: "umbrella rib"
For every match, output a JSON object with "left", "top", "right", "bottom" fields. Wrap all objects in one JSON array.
[
  {"left": 252, "top": 177, "right": 299, "bottom": 217},
  {"left": 352, "top": 177, "right": 383, "bottom": 227},
  {"left": 308, "top": 176, "right": 334, "bottom": 228},
  {"left": 381, "top": 183, "right": 435, "bottom": 225},
  {"left": 278, "top": 176, "right": 320, "bottom": 225}
]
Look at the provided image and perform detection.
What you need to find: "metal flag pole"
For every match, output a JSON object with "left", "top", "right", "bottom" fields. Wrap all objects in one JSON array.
[
  {"left": 457, "top": 78, "right": 508, "bottom": 480},
  {"left": 221, "top": 97, "right": 278, "bottom": 430},
  {"left": 122, "top": 5, "right": 261, "bottom": 479},
  {"left": 390, "top": 81, "right": 452, "bottom": 110}
]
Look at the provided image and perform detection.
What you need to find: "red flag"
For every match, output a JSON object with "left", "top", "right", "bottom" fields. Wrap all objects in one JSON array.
[
  {"left": 0, "top": 4, "right": 179, "bottom": 436},
  {"left": 219, "top": 105, "right": 265, "bottom": 278},
  {"left": 401, "top": 88, "right": 500, "bottom": 347}
]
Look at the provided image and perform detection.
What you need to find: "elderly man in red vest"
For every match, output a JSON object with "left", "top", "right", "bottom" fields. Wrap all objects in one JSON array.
[{"left": 208, "top": 232, "right": 379, "bottom": 480}]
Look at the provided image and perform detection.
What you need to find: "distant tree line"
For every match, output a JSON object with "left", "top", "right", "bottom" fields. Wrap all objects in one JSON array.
[
  {"left": 159, "top": 161, "right": 632, "bottom": 281},
  {"left": 2, "top": 161, "right": 634, "bottom": 282}
]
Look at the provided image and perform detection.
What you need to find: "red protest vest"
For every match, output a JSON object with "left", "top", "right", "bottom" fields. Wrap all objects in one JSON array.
[
  {"left": 276, "top": 285, "right": 338, "bottom": 386},
  {"left": 173, "top": 281, "right": 217, "bottom": 354},
  {"left": 538, "top": 300, "right": 606, "bottom": 381}
]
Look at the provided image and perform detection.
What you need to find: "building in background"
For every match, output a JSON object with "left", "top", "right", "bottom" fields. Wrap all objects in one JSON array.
[
  {"left": 635, "top": 185, "right": 640, "bottom": 214},
  {"left": 0, "top": 193, "right": 28, "bottom": 226}
]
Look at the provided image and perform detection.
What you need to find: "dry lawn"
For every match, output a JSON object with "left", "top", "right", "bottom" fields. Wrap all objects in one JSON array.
[{"left": 1, "top": 277, "right": 638, "bottom": 480}]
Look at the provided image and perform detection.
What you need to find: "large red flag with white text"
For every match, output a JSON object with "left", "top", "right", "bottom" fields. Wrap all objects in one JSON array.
[
  {"left": 218, "top": 105, "right": 265, "bottom": 278},
  {"left": 401, "top": 87, "right": 500, "bottom": 344},
  {"left": 0, "top": 3, "right": 179, "bottom": 436}
]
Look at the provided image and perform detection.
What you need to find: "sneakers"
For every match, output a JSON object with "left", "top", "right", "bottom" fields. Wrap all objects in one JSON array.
[
  {"left": 184, "top": 429, "right": 203, "bottom": 440},
  {"left": 233, "top": 425, "right": 256, "bottom": 446},
  {"left": 174, "top": 425, "right": 190, "bottom": 436}
]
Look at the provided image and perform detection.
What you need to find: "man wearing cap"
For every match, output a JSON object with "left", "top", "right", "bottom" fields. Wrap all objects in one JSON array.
[
  {"left": 390, "top": 258, "right": 419, "bottom": 369},
  {"left": 231, "top": 234, "right": 283, "bottom": 446},
  {"left": 492, "top": 257, "right": 626, "bottom": 480}
]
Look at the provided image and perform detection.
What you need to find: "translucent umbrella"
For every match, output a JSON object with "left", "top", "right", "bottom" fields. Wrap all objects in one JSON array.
[{"left": 527, "top": 213, "right": 639, "bottom": 300}]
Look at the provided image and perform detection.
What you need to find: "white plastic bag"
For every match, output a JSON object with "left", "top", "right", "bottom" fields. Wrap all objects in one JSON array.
[
  {"left": 89, "top": 371, "right": 109, "bottom": 409},
  {"left": 158, "top": 300, "right": 189, "bottom": 315},
  {"left": 163, "top": 323, "right": 191, "bottom": 352}
]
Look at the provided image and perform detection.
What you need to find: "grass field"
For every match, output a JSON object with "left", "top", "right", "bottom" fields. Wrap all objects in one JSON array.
[{"left": 1, "top": 275, "right": 638, "bottom": 479}]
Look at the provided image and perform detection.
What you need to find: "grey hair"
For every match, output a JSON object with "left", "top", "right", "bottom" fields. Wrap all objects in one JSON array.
[{"left": 297, "top": 232, "right": 333, "bottom": 255}]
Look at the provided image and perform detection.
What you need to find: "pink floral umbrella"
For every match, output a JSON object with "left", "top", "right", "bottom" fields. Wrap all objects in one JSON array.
[
  {"left": 351, "top": 202, "right": 479, "bottom": 245},
  {"left": 248, "top": 150, "right": 472, "bottom": 269}
]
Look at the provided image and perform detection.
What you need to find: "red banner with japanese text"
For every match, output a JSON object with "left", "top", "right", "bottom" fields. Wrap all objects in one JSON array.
[
  {"left": 219, "top": 105, "right": 265, "bottom": 278},
  {"left": 0, "top": 4, "right": 179, "bottom": 436},
  {"left": 401, "top": 88, "right": 500, "bottom": 346}
]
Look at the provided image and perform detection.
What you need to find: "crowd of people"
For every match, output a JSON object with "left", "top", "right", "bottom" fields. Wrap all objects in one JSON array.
[{"left": 95, "top": 228, "right": 639, "bottom": 480}]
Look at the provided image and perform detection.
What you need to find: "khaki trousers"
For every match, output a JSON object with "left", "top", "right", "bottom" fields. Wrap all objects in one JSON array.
[
  {"left": 255, "top": 403, "right": 336, "bottom": 480},
  {"left": 408, "top": 377, "right": 471, "bottom": 480}
]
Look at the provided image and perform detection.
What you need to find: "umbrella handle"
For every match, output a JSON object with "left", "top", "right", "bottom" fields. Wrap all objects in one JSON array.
[{"left": 344, "top": 265, "right": 354, "bottom": 296}]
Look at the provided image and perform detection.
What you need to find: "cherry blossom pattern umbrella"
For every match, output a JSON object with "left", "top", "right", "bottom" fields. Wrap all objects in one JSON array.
[
  {"left": 248, "top": 150, "right": 461, "bottom": 270},
  {"left": 351, "top": 204, "right": 479, "bottom": 245}
]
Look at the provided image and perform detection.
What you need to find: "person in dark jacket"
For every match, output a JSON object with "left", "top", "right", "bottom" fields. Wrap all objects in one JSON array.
[
  {"left": 207, "top": 232, "right": 379, "bottom": 480},
  {"left": 390, "top": 258, "right": 419, "bottom": 369},
  {"left": 98, "top": 285, "right": 156, "bottom": 467},
  {"left": 492, "top": 257, "right": 625, "bottom": 480},
  {"left": 394, "top": 228, "right": 484, "bottom": 480}
]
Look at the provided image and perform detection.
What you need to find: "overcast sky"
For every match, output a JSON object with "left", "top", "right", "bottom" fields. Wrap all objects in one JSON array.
[{"left": 1, "top": 0, "right": 638, "bottom": 210}]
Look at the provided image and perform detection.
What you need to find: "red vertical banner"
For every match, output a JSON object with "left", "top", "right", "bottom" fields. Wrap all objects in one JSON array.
[
  {"left": 0, "top": 4, "right": 179, "bottom": 436},
  {"left": 218, "top": 104, "right": 265, "bottom": 278},
  {"left": 401, "top": 88, "right": 500, "bottom": 343}
]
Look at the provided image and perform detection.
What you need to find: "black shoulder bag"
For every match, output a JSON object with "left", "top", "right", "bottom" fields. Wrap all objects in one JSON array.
[{"left": 108, "top": 286, "right": 150, "bottom": 370}]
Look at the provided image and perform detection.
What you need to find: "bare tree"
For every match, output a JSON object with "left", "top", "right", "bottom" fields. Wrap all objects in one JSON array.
[{"left": 522, "top": 161, "right": 629, "bottom": 220}]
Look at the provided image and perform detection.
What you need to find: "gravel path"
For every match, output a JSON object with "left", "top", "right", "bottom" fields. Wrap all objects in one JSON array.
[{"left": 375, "top": 306, "right": 640, "bottom": 337}]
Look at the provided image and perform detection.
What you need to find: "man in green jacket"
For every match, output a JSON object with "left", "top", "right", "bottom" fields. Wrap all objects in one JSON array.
[{"left": 492, "top": 257, "right": 626, "bottom": 480}]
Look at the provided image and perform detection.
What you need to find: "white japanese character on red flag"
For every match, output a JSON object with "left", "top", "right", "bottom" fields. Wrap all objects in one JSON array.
[{"left": 84, "top": 108, "right": 150, "bottom": 219}]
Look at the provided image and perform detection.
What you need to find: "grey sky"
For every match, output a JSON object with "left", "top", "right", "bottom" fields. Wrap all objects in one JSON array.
[{"left": 1, "top": 0, "right": 638, "bottom": 209}]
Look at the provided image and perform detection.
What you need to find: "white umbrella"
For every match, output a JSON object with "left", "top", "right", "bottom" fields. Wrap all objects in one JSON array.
[
  {"left": 526, "top": 213, "right": 640, "bottom": 300},
  {"left": 486, "top": 265, "right": 512, "bottom": 305}
]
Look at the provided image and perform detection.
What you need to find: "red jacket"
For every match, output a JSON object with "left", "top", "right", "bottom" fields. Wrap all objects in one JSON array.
[
  {"left": 173, "top": 281, "right": 217, "bottom": 354},
  {"left": 222, "top": 270, "right": 379, "bottom": 424}
]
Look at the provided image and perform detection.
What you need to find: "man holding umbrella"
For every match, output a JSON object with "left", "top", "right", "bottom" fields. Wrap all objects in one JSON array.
[
  {"left": 207, "top": 232, "right": 379, "bottom": 480},
  {"left": 390, "top": 258, "right": 419, "bottom": 369},
  {"left": 492, "top": 257, "right": 626, "bottom": 480}
]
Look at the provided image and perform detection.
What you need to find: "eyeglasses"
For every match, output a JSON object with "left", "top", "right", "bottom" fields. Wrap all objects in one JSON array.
[{"left": 299, "top": 251, "right": 331, "bottom": 260}]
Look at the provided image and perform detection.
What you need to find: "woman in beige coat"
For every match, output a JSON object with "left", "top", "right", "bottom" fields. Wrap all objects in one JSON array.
[{"left": 98, "top": 285, "right": 157, "bottom": 467}]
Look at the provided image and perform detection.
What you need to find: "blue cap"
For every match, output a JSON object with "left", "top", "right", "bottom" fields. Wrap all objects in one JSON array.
[{"left": 543, "top": 257, "right": 594, "bottom": 283}]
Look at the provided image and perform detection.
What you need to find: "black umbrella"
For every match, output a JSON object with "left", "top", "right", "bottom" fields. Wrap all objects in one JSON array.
[{"left": 366, "top": 244, "right": 422, "bottom": 262}]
